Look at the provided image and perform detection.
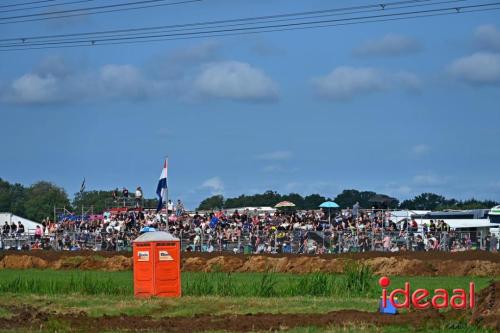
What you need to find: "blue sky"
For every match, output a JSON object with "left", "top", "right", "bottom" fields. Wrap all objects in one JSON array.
[{"left": 1, "top": 0, "right": 499, "bottom": 209}]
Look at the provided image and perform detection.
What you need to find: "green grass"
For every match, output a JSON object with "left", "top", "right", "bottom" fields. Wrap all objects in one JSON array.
[
  {"left": 0, "top": 267, "right": 496, "bottom": 333},
  {"left": 0, "top": 269, "right": 494, "bottom": 298},
  {"left": 0, "top": 293, "right": 376, "bottom": 318}
]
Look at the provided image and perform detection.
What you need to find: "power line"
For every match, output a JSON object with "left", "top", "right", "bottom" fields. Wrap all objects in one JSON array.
[
  {"left": 0, "top": 0, "right": 96, "bottom": 14},
  {"left": 0, "top": 0, "right": 56, "bottom": 9},
  {"left": 4, "top": 6, "right": 499, "bottom": 52},
  {"left": 1, "top": 1, "right": 497, "bottom": 48},
  {"left": 0, "top": 0, "right": 463, "bottom": 42},
  {"left": 1, "top": 0, "right": 468, "bottom": 46},
  {"left": 0, "top": 0, "right": 203, "bottom": 24},
  {"left": 1, "top": 2, "right": 498, "bottom": 51}
]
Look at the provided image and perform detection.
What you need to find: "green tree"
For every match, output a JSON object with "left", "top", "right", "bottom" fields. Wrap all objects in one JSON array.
[
  {"left": 399, "top": 193, "right": 448, "bottom": 210},
  {"left": 198, "top": 195, "right": 225, "bottom": 211},
  {"left": 281, "top": 193, "right": 305, "bottom": 209},
  {"left": 73, "top": 190, "right": 115, "bottom": 213},
  {"left": 333, "top": 189, "right": 376, "bottom": 209},
  {"left": 303, "top": 194, "right": 328, "bottom": 209},
  {"left": 24, "top": 181, "right": 70, "bottom": 222},
  {"left": 0, "top": 178, "right": 27, "bottom": 216}
]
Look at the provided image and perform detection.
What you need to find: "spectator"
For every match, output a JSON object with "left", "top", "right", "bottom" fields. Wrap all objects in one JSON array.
[
  {"left": 352, "top": 202, "right": 360, "bottom": 218},
  {"left": 382, "top": 235, "right": 391, "bottom": 252},
  {"left": 34, "top": 225, "right": 43, "bottom": 240},
  {"left": 175, "top": 199, "right": 184, "bottom": 217},
  {"left": 10, "top": 222, "right": 17, "bottom": 235},
  {"left": 491, "top": 234, "right": 498, "bottom": 252},
  {"left": 17, "top": 222, "right": 25, "bottom": 235},
  {"left": 135, "top": 186, "right": 143, "bottom": 207},
  {"left": 2, "top": 222, "right": 9, "bottom": 236}
]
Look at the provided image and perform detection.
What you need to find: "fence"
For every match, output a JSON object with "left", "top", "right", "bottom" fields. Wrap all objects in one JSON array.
[
  {"left": 0, "top": 227, "right": 497, "bottom": 253},
  {"left": 175, "top": 229, "right": 496, "bottom": 254}
]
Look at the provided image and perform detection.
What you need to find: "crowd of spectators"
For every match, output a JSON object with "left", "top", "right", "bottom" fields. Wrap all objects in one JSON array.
[{"left": 2, "top": 202, "right": 498, "bottom": 253}]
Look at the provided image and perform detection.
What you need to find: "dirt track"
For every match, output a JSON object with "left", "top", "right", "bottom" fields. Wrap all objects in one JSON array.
[
  {"left": 0, "top": 304, "right": 447, "bottom": 332},
  {"left": 1, "top": 251, "right": 500, "bottom": 276},
  {"left": 1, "top": 281, "right": 498, "bottom": 332}
]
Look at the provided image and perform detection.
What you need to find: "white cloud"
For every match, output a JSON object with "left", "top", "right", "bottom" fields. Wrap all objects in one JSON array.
[
  {"left": 98, "top": 64, "right": 150, "bottom": 99},
  {"left": 475, "top": 24, "right": 500, "bottom": 52},
  {"left": 1, "top": 47, "right": 278, "bottom": 106},
  {"left": 411, "top": 144, "right": 430, "bottom": 157},
  {"left": 1, "top": 61, "right": 155, "bottom": 105},
  {"left": 8, "top": 73, "right": 60, "bottom": 104},
  {"left": 201, "top": 177, "right": 224, "bottom": 195},
  {"left": 35, "top": 55, "right": 72, "bottom": 78},
  {"left": 194, "top": 61, "right": 278, "bottom": 102},
  {"left": 312, "top": 66, "right": 384, "bottom": 100},
  {"left": 312, "top": 66, "right": 420, "bottom": 100},
  {"left": 448, "top": 52, "right": 500, "bottom": 85},
  {"left": 255, "top": 150, "right": 292, "bottom": 161},
  {"left": 353, "top": 34, "right": 422, "bottom": 57}
]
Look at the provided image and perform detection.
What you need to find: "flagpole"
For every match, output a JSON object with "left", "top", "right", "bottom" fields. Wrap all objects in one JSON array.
[{"left": 165, "top": 155, "right": 169, "bottom": 219}]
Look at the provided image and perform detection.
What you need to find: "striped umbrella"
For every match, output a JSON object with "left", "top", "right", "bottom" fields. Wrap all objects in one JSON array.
[{"left": 274, "top": 201, "right": 296, "bottom": 208}]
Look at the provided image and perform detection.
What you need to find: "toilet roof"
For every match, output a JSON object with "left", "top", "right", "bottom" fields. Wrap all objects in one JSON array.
[{"left": 133, "top": 231, "right": 179, "bottom": 242}]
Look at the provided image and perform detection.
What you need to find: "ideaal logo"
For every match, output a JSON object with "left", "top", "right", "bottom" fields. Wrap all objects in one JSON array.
[{"left": 379, "top": 276, "right": 475, "bottom": 310}]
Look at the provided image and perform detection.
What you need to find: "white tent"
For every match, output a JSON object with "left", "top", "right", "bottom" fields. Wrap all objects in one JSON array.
[{"left": 0, "top": 212, "right": 43, "bottom": 235}]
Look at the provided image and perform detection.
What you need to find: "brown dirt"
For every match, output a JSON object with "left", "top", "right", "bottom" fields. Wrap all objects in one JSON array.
[
  {"left": 1, "top": 251, "right": 499, "bottom": 276},
  {"left": 470, "top": 281, "right": 500, "bottom": 330},
  {"left": 0, "top": 304, "right": 446, "bottom": 332}
]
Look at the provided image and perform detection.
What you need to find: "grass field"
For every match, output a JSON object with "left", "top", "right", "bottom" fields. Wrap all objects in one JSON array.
[
  {"left": 0, "top": 269, "right": 497, "bottom": 332},
  {"left": 0, "top": 269, "right": 494, "bottom": 298}
]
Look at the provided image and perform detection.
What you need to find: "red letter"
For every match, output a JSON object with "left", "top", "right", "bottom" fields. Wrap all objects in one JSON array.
[
  {"left": 450, "top": 289, "right": 466, "bottom": 309},
  {"left": 469, "top": 282, "right": 475, "bottom": 309},
  {"left": 379, "top": 277, "right": 391, "bottom": 308},
  {"left": 412, "top": 289, "right": 430, "bottom": 309},
  {"left": 390, "top": 282, "right": 410, "bottom": 308},
  {"left": 431, "top": 289, "right": 449, "bottom": 309}
]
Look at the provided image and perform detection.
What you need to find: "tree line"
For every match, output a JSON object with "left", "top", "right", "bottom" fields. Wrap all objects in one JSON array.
[
  {"left": 197, "top": 189, "right": 499, "bottom": 212},
  {"left": 0, "top": 178, "right": 158, "bottom": 222},
  {"left": 0, "top": 178, "right": 498, "bottom": 222}
]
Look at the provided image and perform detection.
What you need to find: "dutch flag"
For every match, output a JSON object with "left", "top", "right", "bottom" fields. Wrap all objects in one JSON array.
[{"left": 156, "top": 159, "right": 168, "bottom": 212}]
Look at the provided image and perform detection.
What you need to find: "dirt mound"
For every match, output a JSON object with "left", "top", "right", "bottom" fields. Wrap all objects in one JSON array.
[
  {"left": 437, "top": 260, "right": 500, "bottom": 277},
  {"left": 102, "top": 256, "right": 133, "bottom": 271},
  {"left": 364, "top": 257, "right": 437, "bottom": 276},
  {"left": 0, "top": 254, "right": 132, "bottom": 272},
  {"left": 182, "top": 257, "right": 207, "bottom": 271},
  {"left": 204, "top": 256, "right": 245, "bottom": 272},
  {"left": 470, "top": 281, "right": 500, "bottom": 330},
  {"left": 1, "top": 252, "right": 499, "bottom": 276},
  {"left": 0, "top": 255, "right": 49, "bottom": 269}
]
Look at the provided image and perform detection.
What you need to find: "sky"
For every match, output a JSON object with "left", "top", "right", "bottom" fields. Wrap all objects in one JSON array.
[{"left": 1, "top": 0, "right": 500, "bottom": 209}]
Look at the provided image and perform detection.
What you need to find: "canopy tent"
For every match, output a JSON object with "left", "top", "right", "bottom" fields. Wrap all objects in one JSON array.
[{"left": 0, "top": 212, "right": 43, "bottom": 235}]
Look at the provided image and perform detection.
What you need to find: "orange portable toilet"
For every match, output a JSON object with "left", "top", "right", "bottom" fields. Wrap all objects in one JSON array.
[{"left": 133, "top": 231, "right": 181, "bottom": 298}]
